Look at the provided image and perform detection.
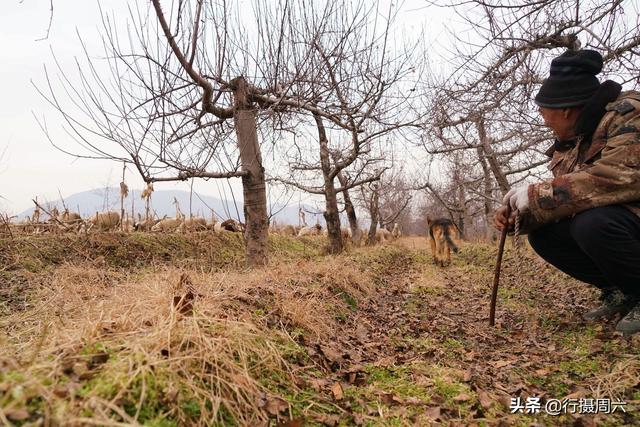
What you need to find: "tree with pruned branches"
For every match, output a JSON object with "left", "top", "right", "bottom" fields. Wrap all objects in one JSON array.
[
  {"left": 420, "top": 0, "right": 640, "bottom": 236},
  {"left": 36, "top": 0, "right": 425, "bottom": 264}
]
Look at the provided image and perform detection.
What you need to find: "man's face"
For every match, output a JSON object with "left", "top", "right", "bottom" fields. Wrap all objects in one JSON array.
[{"left": 538, "top": 106, "right": 580, "bottom": 141}]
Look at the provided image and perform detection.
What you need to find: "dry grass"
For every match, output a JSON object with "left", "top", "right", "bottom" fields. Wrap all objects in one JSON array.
[
  {"left": 0, "top": 240, "right": 376, "bottom": 426},
  {"left": 2, "top": 234, "right": 639, "bottom": 426}
]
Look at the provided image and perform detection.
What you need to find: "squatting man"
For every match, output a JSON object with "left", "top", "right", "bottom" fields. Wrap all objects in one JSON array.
[{"left": 494, "top": 49, "right": 640, "bottom": 335}]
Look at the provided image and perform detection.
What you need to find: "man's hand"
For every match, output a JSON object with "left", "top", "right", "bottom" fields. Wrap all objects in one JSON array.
[
  {"left": 493, "top": 205, "right": 517, "bottom": 232},
  {"left": 502, "top": 185, "right": 530, "bottom": 213}
]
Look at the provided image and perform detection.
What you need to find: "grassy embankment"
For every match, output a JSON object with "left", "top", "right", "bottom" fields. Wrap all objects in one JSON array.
[{"left": 0, "top": 233, "right": 638, "bottom": 426}]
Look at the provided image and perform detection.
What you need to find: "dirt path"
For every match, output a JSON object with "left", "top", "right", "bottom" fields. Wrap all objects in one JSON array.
[{"left": 304, "top": 239, "right": 640, "bottom": 426}]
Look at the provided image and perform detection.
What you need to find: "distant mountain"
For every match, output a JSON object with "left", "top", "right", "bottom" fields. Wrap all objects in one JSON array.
[{"left": 16, "top": 187, "right": 325, "bottom": 225}]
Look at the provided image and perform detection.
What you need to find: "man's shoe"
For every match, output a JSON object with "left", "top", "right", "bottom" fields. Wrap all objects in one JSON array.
[
  {"left": 583, "top": 289, "right": 635, "bottom": 321},
  {"left": 616, "top": 301, "right": 640, "bottom": 336}
]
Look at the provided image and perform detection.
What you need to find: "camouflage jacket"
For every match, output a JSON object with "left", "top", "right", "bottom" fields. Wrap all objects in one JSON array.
[{"left": 528, "top": 90, "right": 640, "bottom": 226}]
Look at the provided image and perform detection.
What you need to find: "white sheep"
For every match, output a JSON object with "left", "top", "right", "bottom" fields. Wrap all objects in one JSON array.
[
  {"left": 87, "top": 211, "right": 121, "bottom": 232},
  {"left": 376, "top": 228, "right": 392, "bottom": 243},
  {"left": 278, "top": 224, "right": 297, "bottom": 236},
  {"left": 179, "top": 217, "right": 207, "bottom": 232},
  {"left": 134, "top": 216, "right": 161, "bottom": 231},
  {"left": 151, "top": 217, "right": 184, "bottom": 232},
  {"left": 298, "top": 224, "right": 322, "bottom": 237}
]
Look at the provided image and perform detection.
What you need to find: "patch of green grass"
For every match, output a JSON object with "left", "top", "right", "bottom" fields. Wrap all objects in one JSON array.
[
  {"left": 432, "top": 376, "right": 465, "bottom": 403},
  {"left": 74, "top": 356, "right": 191, "bottom": 424},
  {"left": 558, "top": 357, "right": 601, "bottom": 380},
  {"left": 268, "top": 235, "right": 324, "bottom": 260},
  {"left": 334, "top": 310, "right": 349, "bottom": 323},
  {"left": 340, "top": 292, "right": 358, "bottom": 310},
  {"left": 559, "top": 325, "right": 597, "bottom": 356},
  {"left": 364, "top": 365, "right": 430, "bottom": 402},
  {"left": 518, "top": 368, "right": 571, "bottom": 398},
  {"left": 442, "top": 337, "right": 464, "bottom": 351},
  {"left": 180, "top": 399, "right": 201, "bottom": 418},
  {"left": 408, "top": 250, "right": 430, "bottom": 265},
  {"left": 408, "top": 337, "right": 438, "bottom": 354}
]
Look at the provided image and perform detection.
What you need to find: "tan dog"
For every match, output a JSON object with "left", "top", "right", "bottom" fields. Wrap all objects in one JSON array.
[{"left": 427, "top": 217, "right": 459, "bottom": 267}]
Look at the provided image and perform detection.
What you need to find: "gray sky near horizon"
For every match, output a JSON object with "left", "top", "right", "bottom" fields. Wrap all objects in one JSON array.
[{"left": 0, "top": 0, "right": 451, "bottom": 216}]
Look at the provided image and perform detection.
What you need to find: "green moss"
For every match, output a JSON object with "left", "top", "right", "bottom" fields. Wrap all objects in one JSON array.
[
  {"left": 521, "top": 371, "right": 570, "bottom": 397},
  {"left": 432, "top": 376, "right": 464, "bottom": 402},
  {"left": 442, "top": 337, "right": 464, "bottom": 351},
  {"left": 180, "top": 399, "right": 201, "bottom": 418},
  {"left": 558, "top": 358, "right": 601, "bottom": 380},
  {"left": 268, "top": 235, "right": 323, "bottom": 260},
  {"left": 364, "top": 366, "right": 430, "bottom": 401},
  {"left": 559, "top": 325, "right": 597, "bottom": 356}
]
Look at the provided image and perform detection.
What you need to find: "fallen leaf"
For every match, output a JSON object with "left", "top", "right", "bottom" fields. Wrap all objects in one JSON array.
[
  {"left": 309, "top": 378, "right": 328, "bottom": 391},
  {"left": 453, "top": 393, "right": 471, "bottom": 402},
  {"left": 72, "top": 362, "right": 88, "bottom": 377},
  {"left": 424, "top": 406, "right": 441, "bottom": 420},
  {"left": 331, "top": 382, "right": 344, "bottom": 401},
  {"left": 477, "top": 389, "right": 494, "bottom": 409},
  {"left": 352, "top": 413, "right": 365, "bottom": 425},
  {"left": 6, "top": 409, "right": 29, "bottom": 421},
  {"left": 491, "top": 360, "right": 514, "bottom": 369},
  {"left": 314, "top": 414, "right": 340, "bottom": 426},
  {"left": 263, "top": 397, "right": 288, "bottom": 416},
  {"left": 90, "top": 352, "right": 109, "bottom": 367},
  {"left": 173, "top": 291, "right": 195, "bottom": 315}
]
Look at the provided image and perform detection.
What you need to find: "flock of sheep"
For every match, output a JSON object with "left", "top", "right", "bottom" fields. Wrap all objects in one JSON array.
[
  {"left": 270, "top": 220, "right": 402, "bottom": 245},
  {"left": 5, "top": 206, "right": 243, "bottom": 235},
  {"left": 4, "top": 204, "right": 403, "bottom": 245}
]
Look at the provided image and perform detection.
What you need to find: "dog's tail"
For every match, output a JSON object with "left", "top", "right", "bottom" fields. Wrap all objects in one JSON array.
[{"left": 444, "top": 228, "right": 459, "bottom": 253}]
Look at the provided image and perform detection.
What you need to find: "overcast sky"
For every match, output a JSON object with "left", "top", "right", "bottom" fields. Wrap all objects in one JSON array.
[{"left": 0, "top": 0, "right": 449, "bottom": 215}]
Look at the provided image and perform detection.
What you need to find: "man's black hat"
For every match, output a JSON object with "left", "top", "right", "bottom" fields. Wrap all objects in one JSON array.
[{"left": 535, "top": 49, "right": 603, "bottom": 108}]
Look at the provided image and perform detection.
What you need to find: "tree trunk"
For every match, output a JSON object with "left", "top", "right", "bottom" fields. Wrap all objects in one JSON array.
[
  {"left": 231, "top": 76, "right": 269, "bottom": 267},
  {"left": 120, "top": 163, "right": 126, "bottom": 232},
  {"left": 456, "top": 183, "right": 466, "bottom": 239},
  {"left": 476, "top": 146, "right": 497, "bottom": 241},
  {"left": 314, "top": 113, "right": 343, "bottom": 254},
  {"left": 323, "top": 185, "right": 343, "bottom": 254},
  {"left": 475, "top": 118, "right": 510, "bottom": 195},
  {"left": 189, "top": 179, "right": 194, "bottom": 219},
  {"left": 367, "top": 188, "right": 379, "bottom": 245},
  {"left": 336, "top": 170, "right": 360, "bottom": 245}
]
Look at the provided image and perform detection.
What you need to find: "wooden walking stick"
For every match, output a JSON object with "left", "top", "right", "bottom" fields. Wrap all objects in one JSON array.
[{"left": 489, "top": 205, "right": 512, "bottom": 326}]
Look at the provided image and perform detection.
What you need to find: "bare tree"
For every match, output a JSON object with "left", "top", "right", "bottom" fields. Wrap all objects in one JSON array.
[
  {"left": 356, "top": 168, "right": 413, "bottom": 245},
  {"left": 378, "top": 171, "right": 413, "bottom": 232},
  {"left": 265, "top": 0, "right": 425, "bottom": 253},
  {"left": 420, "top": 0, "right": 640, "bottom": 238},
  {"left": 36, "top": 0, "right": 427, "bottom": 261}
]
